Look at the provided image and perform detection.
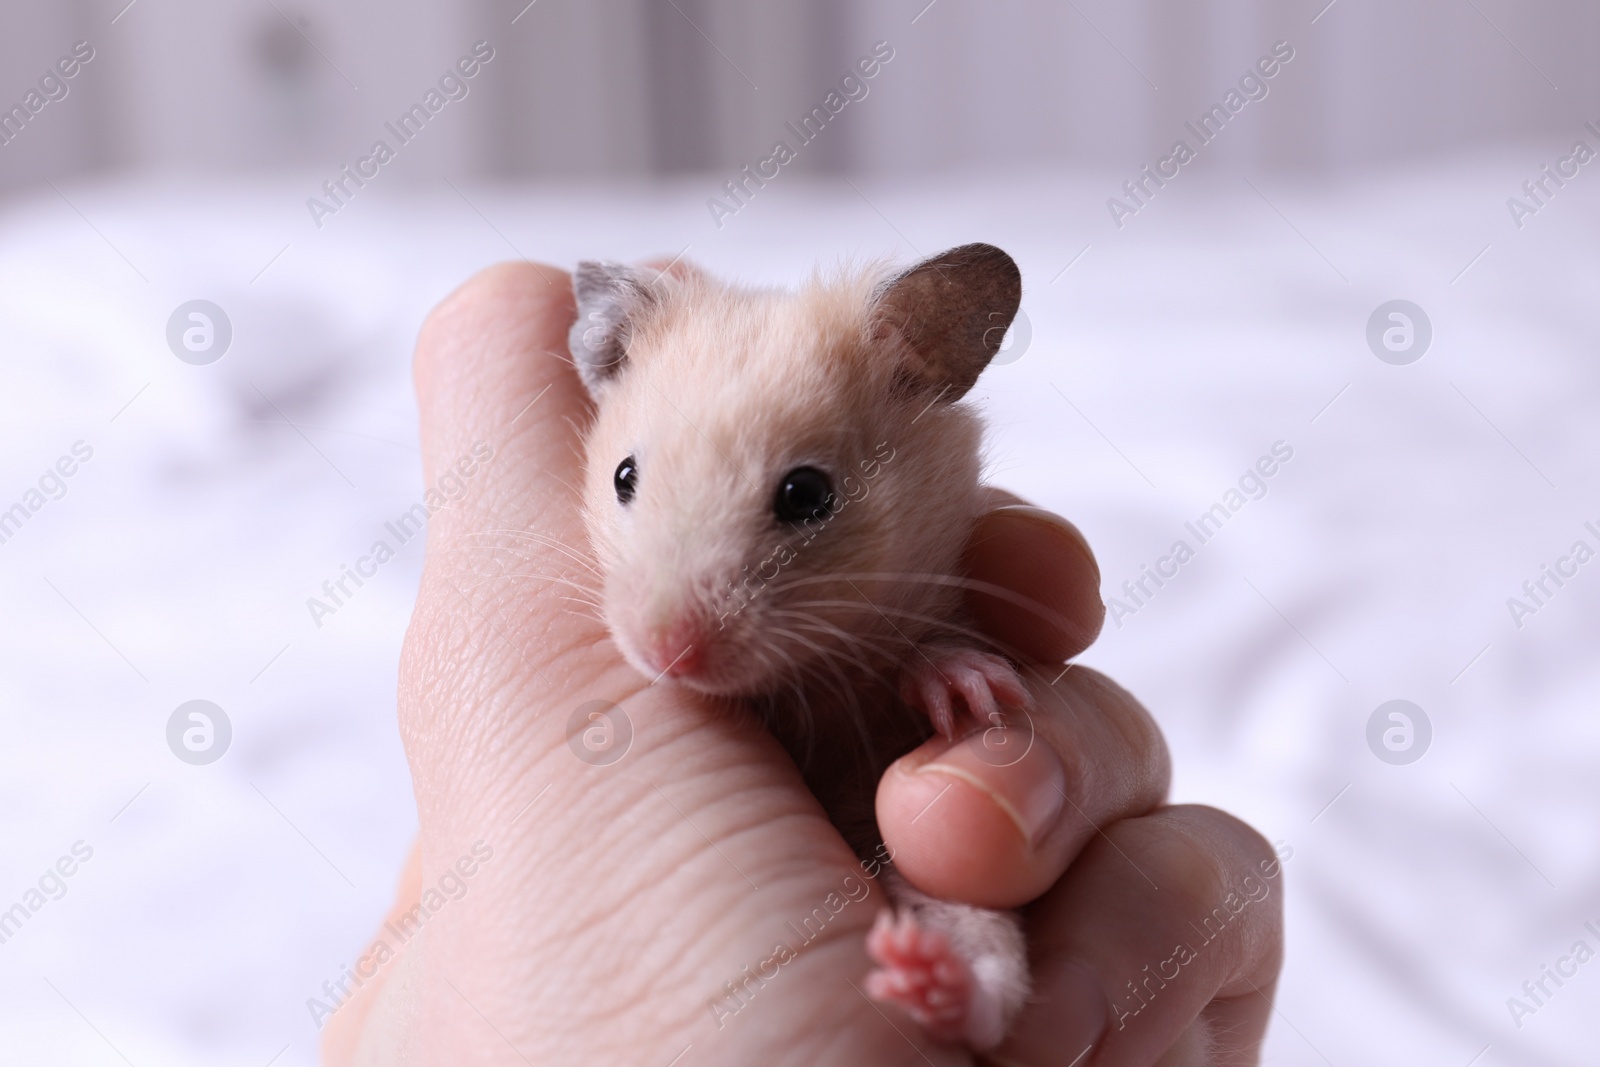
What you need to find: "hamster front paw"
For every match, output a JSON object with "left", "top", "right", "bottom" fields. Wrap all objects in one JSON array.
[{"left": 899, "top": 647, "right": 1031, "bottom": 739}]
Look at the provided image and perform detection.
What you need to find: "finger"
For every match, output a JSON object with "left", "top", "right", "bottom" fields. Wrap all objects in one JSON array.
[
  {"left": 976, "top": 487, "right": 1029, "bottom": 510},
  {"left": 412, "top": 261, "right": 580, "bottom": 535},
  {"left": 964, "top": 498, "right": 1103, "bottom": 664},
  {"left": 407, "top": 259, "right": 599, "bottom": 626},
  {"left": 321, "top": 838, "right": 422, "bottom": 1065},
  {"left": 993, "top": 805, "right": 1285, "bottom": 1067},
  {"left": 877, "top": 666, "right": 1170, "bottom": 909},
  {"left": 402, "top": 263, "right": 617, "bottom": 781}
]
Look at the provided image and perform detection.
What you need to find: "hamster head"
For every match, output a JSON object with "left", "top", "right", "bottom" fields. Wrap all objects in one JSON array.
[{"left": 570, "top": 244, "right": 1021, "bottom": 698}]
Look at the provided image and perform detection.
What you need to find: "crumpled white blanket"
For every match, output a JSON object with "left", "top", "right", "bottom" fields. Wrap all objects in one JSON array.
[{"left": 0, "top": 159, "right": 1593, "bottom": 1064}]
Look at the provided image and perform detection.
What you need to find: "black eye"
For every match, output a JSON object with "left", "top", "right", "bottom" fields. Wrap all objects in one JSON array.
[
  {"left": 773, "top": 466, "right": 835, "bottom": 524},
  {"left": 614, "top": 455, "right": 638, "bottom": 504}
]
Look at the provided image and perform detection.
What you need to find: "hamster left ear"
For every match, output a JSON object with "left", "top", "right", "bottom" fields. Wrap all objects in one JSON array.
[
  {"left": 872, "top": 243, "right": 1021, "bottom": 402},
  {"left": 569, "top": 260, "right": 658, "bottom": 396}
]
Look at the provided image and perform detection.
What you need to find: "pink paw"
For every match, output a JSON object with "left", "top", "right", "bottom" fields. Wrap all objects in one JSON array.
[
  {"left": 900, "top": 648, "right": 1031, "bottom": 739},
  {"left": 864, "top": 909, "right": 973, "bottom": 1044}
]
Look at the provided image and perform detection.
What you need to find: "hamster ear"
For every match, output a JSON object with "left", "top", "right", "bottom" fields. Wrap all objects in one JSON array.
[
  {"left": 872, "top": 243, "right": 1021, "bottom": 402},
  {"left": 569, "top": 261, "right": 657, "bottom": 395}
]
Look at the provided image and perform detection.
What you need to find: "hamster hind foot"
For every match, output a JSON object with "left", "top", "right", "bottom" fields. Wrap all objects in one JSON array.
[{"left": 864, "top": 893, "right": 1029, "bottom": 1051}]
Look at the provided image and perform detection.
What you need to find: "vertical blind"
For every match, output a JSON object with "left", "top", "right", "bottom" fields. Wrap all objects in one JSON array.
[{"left": 0, "top": 0, "right": 1591, "bottom": 191}]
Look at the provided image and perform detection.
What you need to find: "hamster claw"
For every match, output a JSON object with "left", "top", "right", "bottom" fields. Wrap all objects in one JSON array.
[{"left": 900, "top": 649, "right": 1032, "bottom": 739}]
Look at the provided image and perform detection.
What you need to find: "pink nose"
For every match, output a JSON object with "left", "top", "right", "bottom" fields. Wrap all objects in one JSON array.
[{"left": 646, "top": 618, "right": 707, "bottom": 678}]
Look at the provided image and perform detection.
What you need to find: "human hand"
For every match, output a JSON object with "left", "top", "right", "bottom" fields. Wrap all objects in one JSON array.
[
  {"left": 886, "top": 491, "right": 1286, "bottom": 1065},
  {"left": 322, "top": 262, "right": 1283, "bottom": 1066}
]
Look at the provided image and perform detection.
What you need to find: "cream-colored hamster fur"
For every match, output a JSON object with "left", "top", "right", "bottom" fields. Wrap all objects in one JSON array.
[{"left": 570, "top": 244, "right": 1030, "bottom": 1050}]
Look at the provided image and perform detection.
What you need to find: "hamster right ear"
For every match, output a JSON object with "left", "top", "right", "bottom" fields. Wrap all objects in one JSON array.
[
  {"left": 569, "top": 261, "right": 657, "bottom": 395},
  {"left": 872, "top": 243, "right": 1021, "bottom": 403}
]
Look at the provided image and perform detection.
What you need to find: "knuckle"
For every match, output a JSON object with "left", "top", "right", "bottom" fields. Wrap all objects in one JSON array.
[
  {"left": 1129, "top": 805, "right": 1284, "bottom": 930},
  {"left": 1047, "top": 666, "right": 1171, "bottom": 807},
  {"left": 1142, "top": 822, "right": 1234, "bottom": 921}
]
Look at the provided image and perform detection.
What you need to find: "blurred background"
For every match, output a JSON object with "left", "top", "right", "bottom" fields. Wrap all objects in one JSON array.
[
  {"left": 5, "top": 0, "right": 1600, "bottom": 183},
  {"left": 1, "top": 0, "right": 1596, "bottom": 1064}
]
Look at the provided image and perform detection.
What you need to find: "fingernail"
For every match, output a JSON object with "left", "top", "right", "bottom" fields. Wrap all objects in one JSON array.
[
  {"left": 916, "top": 728, "right": 1066, "bottom": 847},
  {"left": 1000, "top": 959, "right": 1109, "bottom": 1066},
  {"left": 987, "top": 505, "right": 1100, "bottom": 584}
]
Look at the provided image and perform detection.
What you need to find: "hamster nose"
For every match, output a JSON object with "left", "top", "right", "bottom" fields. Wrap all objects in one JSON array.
[{"left": 645, "top": 617, "right": 708, "bottom": 678}]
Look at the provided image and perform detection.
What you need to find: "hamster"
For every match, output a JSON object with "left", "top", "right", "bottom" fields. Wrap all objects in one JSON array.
[{"left": 569, "top": 243, "right": 1033, "bottom": 1051}]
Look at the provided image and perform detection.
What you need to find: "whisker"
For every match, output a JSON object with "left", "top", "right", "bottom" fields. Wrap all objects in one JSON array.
[
  {"left": 779, "top": 599, "right": 1010, "bottom": 657},
  {"left": 767, "top": 610, "right": 901, "bottom": 691},
  {"left": 758, "top": 639, "right": 816, "bottom": 765},
  {"left": 762, "top": 618, "right": 893, "bottom": 771},
  {"left": 474, "top": 528, "right": 603, "bottom": 577},
  {"left": 495, "top": 571, "right": 602, "bottom": 595},
  {"left": 469, "top": 570, "right": 604, "bottom": 605},
  {"left": 765, "top": 571, "right": 1079, "bottom": 636}
]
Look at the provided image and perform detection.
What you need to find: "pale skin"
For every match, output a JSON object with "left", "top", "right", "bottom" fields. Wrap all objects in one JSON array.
[{"left": 322, "top": 262, "right": 1284, "bottom": 1066}]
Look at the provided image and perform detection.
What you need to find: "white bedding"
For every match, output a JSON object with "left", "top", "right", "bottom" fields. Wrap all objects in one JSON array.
[{"left": 0, "top": 157, "right": 1595, "bottom": 1064}]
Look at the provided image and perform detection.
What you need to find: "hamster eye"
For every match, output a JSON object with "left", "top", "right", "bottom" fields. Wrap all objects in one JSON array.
[
  {"left": 614, "top": 456, "right": 638, "bottom": 504},
  {"left": 773, "top": 466, "right": 835, "bottom": 524}
]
